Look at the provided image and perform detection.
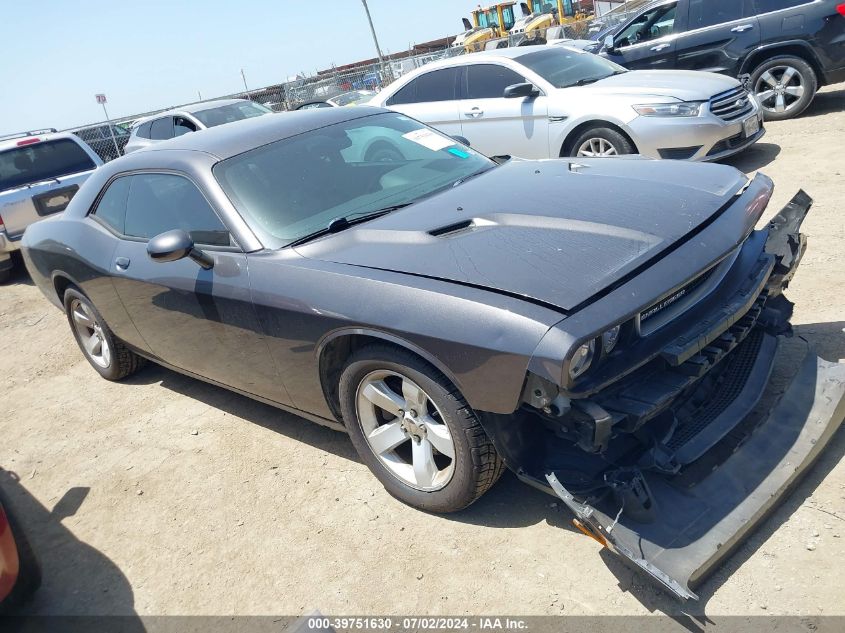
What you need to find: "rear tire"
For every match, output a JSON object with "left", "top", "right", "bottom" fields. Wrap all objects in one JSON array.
[
  {"left": 0, "top": 268, "right": 10, "bottom": 284},
  {"left": 63, "top": 287, "right": 145, "bottom": 381},
  {"left": 750, "top": 55, "right": 817, "bottom": 121},
  {"left": 568, "top": 127, "right": 635, "bottom": 158},
  {"left": 339, "top": 344, "right": 505, "bottom": 513}
]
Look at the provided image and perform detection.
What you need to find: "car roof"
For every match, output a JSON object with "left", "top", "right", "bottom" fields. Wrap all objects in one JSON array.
[
  {"left": 422, "top": 45, "right": 557, "bottom": 68},
  {"left": 130, "top": 106, "right": 391, "bottom": 160},
  {"left": 132, "top": 99, "right": 254, "bottom": 127},
  {"left": 0, "top": 130, "right": 85, "bottom": 153}
]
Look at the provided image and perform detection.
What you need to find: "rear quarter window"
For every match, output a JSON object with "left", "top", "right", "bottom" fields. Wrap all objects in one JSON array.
[{"left": 92, "top": 176, "right": 131, "bottom": 234}]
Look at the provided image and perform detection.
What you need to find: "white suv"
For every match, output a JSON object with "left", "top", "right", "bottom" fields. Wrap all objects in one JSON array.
[{"left": 0, "top": 129, "right": 102, "bottom": 282}]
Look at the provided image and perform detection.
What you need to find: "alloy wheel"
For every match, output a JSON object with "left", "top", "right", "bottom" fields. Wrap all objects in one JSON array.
[
  {"left": 576, "top": 138, "right": 619, "bottom": 157},
  {"left": 70, "top": 299, "right": 111, "bottom": 368},
  {"left": 755, "top": 65, "right": 805, "bottom": 115},
  {"left": 355, "top": 370, "right": 456, "bottom": 491}
]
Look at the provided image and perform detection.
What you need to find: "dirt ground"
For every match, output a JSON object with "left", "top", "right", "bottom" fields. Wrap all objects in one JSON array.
[{"left": 1, "top": 85, "right": 844, "bottom": 620}]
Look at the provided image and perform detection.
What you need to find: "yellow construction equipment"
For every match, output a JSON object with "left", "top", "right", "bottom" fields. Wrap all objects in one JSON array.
[
  {"left": 511, "top": 1, "right": 588, "bottom": 36},
  {"left": 453, "top": 3, "right": 517, "bottom": 51}
]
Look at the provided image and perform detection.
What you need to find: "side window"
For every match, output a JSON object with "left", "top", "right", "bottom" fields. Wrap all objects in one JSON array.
[
  {"left": 754, "top": 0, "right": 810, "bottom": 12},
  {"left": 92, "top": 176, "right": 131, "bottom": 234},
  {"left": 387, "top": 81, "right": 416, "bottom": 106},
  {"left": 466, "top": 64, "right": 527, "bottom": 99},
  {"left": 135, "top": 121, "right": 152, "bottom": 139},
  {"left": 616, "top": 3, "right": 677, "bottom": 46},
  {"left": 387, "top": 68, "right": 458, "bottom": 105},
  {"left": 174, "top": 117, "right": 198, "bottom": 137},
  {"left": 124, "top": 173, "right": 231, "bottom": 246},
  {"left": 149, "top": 117, "right": 174, "bottom": 141},
  {"left": 689, "top": 0, "right": 745, "bottom": 29}
]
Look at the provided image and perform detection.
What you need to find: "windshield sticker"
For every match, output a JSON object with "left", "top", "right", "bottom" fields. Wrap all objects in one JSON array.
[
  {"left": 447, "top": 148, "right": 470, "bottom": 159},
  {"left": 402, "top": 129, "right": 454, "bottom": 151}
]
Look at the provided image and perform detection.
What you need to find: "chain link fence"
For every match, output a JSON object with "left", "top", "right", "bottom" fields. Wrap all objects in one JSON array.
[{"left": 67, "top": 17, "right": 598, "bottom": 162}]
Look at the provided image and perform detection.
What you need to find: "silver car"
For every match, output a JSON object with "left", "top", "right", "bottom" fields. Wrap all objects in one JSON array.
[
  {"left": 369, "top": 46, "right": 764, "bottom": 161},
  {"left": 0, "top": 129, "right": 102, "bottom": 282},
  {"left": 123, "top": 99, "right": 272, "bottom": 154}
]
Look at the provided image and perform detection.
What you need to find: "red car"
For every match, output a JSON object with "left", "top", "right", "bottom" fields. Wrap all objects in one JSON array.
[{"left": 0, "top": 476, "right": 40, "bottom": 612}]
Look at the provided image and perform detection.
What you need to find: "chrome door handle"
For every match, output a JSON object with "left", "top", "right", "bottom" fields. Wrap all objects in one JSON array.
[
  {"left": 731, "top": 24, "right": 754, "bottom": 33},
  {"left": 650, "top": 43, "right": 671, "bottom": 52},
  {"left": 464, "top": 107, "right": 484, "bottom": 118},
  {"left": 115, "top": 257, "right": 130, "bottom": 271}
]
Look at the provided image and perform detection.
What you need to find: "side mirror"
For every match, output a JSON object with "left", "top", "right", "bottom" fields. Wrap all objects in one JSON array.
[
  {"left": 503, "top": 82, "right": 540, "bottom": 99},
  {"left": 147, "top": 229, "right": 213, "bottom": 269},
  {"left": 604, "top": 34, "right": 616, "bottom": 52},
  {"left": 451, "top": 135, "right": 471, "bottom": 147}
]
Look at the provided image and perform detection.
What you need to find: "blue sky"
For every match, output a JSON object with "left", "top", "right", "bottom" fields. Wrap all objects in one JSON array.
[{"left": 1, "top": 0, "right": 484, "bottom": 134}]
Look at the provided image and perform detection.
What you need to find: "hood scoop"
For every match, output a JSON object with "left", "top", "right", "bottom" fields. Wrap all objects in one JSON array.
[{"left": 428, "top": 219, "right": 475, "bottom": 237}]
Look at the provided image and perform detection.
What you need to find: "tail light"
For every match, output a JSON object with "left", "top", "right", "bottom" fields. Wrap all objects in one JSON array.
[
  {"left": 0, "top": 212, "right": 4, "bottom": 230},
  {"left": 16, "top": 138, "right": 39, "bottom": 146},
  {"left": 838, "top": 3, "right": 845, "bottom": 16}
]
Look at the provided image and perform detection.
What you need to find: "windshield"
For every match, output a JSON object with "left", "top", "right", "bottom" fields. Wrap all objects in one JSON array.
[
  {"left": 331, "top": 91, "right": 375, "bottom": 106},
  {"left": 214, "top": 112, "right": 494, "bottom": 248},
  {"left": 516, "top": 47, "right": 626, "bottom": 88},
  {"left": 192, "top": 101, "right": 272, "bottom": 128},
  {"left": 0, "top": 138, "right": 96, "bottom": 193}
]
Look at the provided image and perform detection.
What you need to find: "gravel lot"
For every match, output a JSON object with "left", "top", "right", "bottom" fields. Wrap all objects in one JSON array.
[{"left": 1, "top": 84, "right": 844, "bottom": 619}]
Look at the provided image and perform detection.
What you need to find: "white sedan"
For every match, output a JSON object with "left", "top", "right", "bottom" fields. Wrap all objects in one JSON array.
[{"left": 368, "top": 46, "right": 764, "bottom": 161}]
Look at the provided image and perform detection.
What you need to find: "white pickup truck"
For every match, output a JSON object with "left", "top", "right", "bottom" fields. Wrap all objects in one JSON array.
[{"left": 0, "top": 129, "right": 102, "bottom": 282}]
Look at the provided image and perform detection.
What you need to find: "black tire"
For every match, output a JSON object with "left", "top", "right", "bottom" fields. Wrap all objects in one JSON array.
[
  {"left": 750, "top": 55, "right": 817, "bottom": 122},
  {"left": 339, "top": 345, "right": 505, "bottom": 513},
  {"left": 0, "top": 490, "right": 41, "bottom": 613},
  {"left": 0, "top": 268, "right": 10, "bottom": 284},
  {"left": 567, "top": 126, "right": 635, "bottom": 158},
  {"left": 364, "top": 141, "right": 405, "bottom": 163},
  {"left": 63, "top": 287, "right": 145, "bottom": 381}
]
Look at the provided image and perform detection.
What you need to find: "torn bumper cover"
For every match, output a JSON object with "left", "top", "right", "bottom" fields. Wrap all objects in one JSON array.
[
  {"left": 545, "top": 192, "right": 845, "bottom": 600},
  {"left": 548, "top": 353, "right": 845, "bottom": 600}
]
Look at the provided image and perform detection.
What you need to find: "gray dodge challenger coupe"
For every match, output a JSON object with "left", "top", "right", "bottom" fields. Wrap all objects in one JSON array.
[{"left": 21, "top": 107, "right": 845, "bottom": 600}]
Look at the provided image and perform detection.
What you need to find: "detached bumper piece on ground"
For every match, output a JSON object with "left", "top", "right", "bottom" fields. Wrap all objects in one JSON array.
[{"left": 517, "top": 192, "right": 845, "bottom": 600}]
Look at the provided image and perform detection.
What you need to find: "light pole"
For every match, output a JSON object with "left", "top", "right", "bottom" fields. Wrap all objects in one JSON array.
[{"left": 361, "top": 0, "right": 391, "bottom": 82}]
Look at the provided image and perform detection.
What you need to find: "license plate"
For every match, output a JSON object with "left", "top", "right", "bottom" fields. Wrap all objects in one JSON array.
[{"left": 742, "top": 115, "right": 760, "bottom": 138}]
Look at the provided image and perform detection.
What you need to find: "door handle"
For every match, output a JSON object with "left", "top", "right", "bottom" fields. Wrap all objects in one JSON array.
[
  {"left": 464, "top": 107, "right": 484, "bottom": 118},
  {"left": 650, "top": 43, "right": 671, "bottom": 52},
  {"left": 115, "top": 256, "right": 130, "bottom": 271},
  {"left": 731, "top": 24, "right": 754, "bottom": 33}
]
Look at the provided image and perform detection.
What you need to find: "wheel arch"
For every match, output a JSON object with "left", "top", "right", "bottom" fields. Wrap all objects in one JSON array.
[
  {"left": 559, "top": 119, "right": 639, "bottom": 157},
  {"left": 316, "top": 328, "right": 467, "bottom": 423},
  {"left": 51, "top": 271, "right": 82, "bottom": 308},
  {"left": 740, "top": 42, "right": 823, "bottom": 84}
]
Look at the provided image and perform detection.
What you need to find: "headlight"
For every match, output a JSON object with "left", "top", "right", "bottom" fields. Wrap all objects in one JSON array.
[
  {"left": 632, "top": 101, "right": 704, "bottom": 117},
  {"left": 568, "top": 340, "right": 596, "bottom": 381},
  {"left": 602, "top": 325, "right": 621, "bottom": 355}
]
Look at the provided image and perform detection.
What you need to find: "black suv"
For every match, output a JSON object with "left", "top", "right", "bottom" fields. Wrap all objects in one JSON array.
[{"left": 594, "top": 0, "right": 845, "bottom": 120}]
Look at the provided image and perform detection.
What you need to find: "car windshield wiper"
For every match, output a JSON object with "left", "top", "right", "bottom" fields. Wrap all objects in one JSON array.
[
  {"left": 286, "top": 204, "right": 411, "bottom": 248},
  {"left": 565, "top": 70, "right": 626, "bottom": 88}
]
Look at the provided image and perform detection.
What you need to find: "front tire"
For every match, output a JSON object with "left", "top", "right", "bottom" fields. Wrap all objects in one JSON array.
[
  {"left": 339, "top": 345, "right": 504, "bottom": 513},
  {"left": 750, "top": 56, "right": 817, "bottom": 121},
  {"left": 63, "top": 287, "right": 145, "bottom": 381},
  {"left": 568, "top": 127, "right": 634, "bottom": 158}
]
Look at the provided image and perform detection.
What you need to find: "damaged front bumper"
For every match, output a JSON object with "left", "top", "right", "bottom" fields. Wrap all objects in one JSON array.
[
  {"left": 548, "top": 349, "right": 845, "bottom": 599},
  {"left": 532, "top": 192, "right": 845, "bottom": 599}
]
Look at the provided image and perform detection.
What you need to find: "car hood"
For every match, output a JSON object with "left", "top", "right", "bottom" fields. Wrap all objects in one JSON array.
[
  {"left": 295, "top": 158, "right": 747, "bottom": 312},
  {"left": 576, "top": 70, "right": 740, "bottom": 101}
]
